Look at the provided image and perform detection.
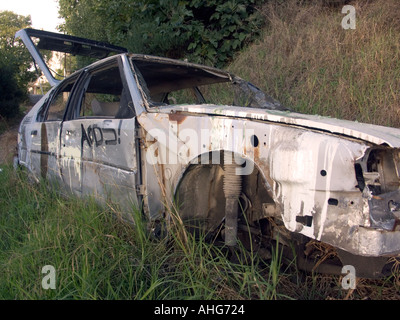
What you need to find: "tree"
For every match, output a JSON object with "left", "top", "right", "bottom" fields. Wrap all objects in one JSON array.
[
  {"left": 0, "top": 62, "right": 24, "bottom": 119},
  {"left": 0, "top": 11, "right": 37, "bottom": 118},
  {"left": 58, "top": 0, "right": 264, "bottom": 67}
]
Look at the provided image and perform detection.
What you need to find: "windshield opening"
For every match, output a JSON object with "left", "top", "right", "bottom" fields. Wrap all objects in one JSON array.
[{"left": 131, "top": 56, "right": 287, "bottom": 111}]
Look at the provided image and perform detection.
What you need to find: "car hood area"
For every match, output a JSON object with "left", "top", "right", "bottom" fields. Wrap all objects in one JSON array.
[{"left": 149, "top": 104, "right": 400, "bottom": 148}]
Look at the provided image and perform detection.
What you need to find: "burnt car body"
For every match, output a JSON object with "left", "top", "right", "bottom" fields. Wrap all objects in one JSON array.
[{"left": 15, "top": 28, "right": 400, "bottom": 277}]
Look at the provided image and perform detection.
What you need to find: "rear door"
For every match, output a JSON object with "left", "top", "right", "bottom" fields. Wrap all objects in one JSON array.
[
  {"left": 61, "top": 57, "right": 139, "bottom": 215},
  {"left": 24, "top": 75, "right": 79, "bottom": 184}
]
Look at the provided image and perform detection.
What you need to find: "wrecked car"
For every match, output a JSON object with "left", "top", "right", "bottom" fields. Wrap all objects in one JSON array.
[{"left": 15, "top": 28, "right": 400, "bottom": 278}]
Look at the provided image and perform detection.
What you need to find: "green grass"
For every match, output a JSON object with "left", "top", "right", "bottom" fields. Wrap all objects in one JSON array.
[
  {"left": 0, "top": 165, "right": 293, "bottom": 300},
  {"left": 2, "top": 165, "right": 400, "bottom": 300}
]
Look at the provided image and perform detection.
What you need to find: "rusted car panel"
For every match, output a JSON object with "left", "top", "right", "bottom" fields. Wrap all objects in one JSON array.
[
  {"left": 138, "top": 106, "right": 400, "bottom": 255},
  {"left": 16, "top": 29, "right": 400, "bottom": 277}
]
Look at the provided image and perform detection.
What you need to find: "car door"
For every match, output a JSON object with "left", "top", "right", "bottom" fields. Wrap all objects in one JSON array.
[
  {"left": 25, "top": 75, "right": 79, "bottom": 184},
  {"left": 60, "top": 57, "right": 139, "bottom": 215}
]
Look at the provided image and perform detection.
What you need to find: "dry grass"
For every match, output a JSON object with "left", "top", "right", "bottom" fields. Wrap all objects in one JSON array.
[{"left": 230, "top": 0, "right": 400, "bottom": 127}]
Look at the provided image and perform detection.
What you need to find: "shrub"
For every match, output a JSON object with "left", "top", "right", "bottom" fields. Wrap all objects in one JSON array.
[
  {"left": 0, "top": 62, "right": 23, "bottom": 119},
  {"left": 59, "top": 0, "right": 264, "bottom": 67}
]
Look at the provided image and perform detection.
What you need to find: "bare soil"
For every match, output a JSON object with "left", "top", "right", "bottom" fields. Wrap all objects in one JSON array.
[
  {"left": 0, "top": 125, "right": 18, "bottom": 165},
  {"left": 0, "top": 98, "right": 38, "bottom": 166}
]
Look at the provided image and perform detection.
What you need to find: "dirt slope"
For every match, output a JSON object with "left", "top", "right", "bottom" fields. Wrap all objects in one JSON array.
[
  {"left": 0, "top": 125, "right": 18, "bottom": 165},
  {"left": 0, "top": 96, "right": 39, "bottom": 165}
]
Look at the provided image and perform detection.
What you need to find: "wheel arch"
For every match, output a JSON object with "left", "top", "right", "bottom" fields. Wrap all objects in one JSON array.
[{"left": 173, "top": 150, "right": 279, "bottom": 233}]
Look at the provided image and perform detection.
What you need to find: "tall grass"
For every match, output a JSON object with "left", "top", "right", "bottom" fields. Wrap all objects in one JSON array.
[
  {"left": 3, "top": 165, "right": 399, "bottom": 300},
  {"left": 230, "top": 0, "right": 400, "bottom": 127},
  {"left": 0, "top": 165, "right": 288, "bottom": 300}
]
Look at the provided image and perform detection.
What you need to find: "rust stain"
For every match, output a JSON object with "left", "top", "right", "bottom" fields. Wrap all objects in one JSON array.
[
  {"left": 254, "top": 145, "right": 260, "bottom": 160},
  {"left": 168, "top": 113, "right": 187, "bottom": 125},
  {"left": 159, "top": 163, "right": 166, "bottom": 189},
  {"left": 40, "top": 122, "right": 48, "bottom": 179}
]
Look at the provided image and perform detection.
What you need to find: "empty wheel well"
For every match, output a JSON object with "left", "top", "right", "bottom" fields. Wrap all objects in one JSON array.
[{"left": 175, "top": 152, "right": 276, "bottom": 234}]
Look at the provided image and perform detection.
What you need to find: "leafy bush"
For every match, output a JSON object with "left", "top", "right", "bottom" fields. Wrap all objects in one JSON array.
[
  {"left": 0, "top": 62, "right": 24, "bottom": 119},
  {"left": 59, "top": 0, "right": 264, "bottom": 67}
]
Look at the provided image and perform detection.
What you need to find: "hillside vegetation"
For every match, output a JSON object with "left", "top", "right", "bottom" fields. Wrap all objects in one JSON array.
[{"left": 230, "top": 0, "right": 400, "bottom": 127}]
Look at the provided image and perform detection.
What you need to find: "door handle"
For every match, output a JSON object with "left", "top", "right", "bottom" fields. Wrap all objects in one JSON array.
[{"left": 31, "top": 130, "right": 37, "bottom": 136}]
